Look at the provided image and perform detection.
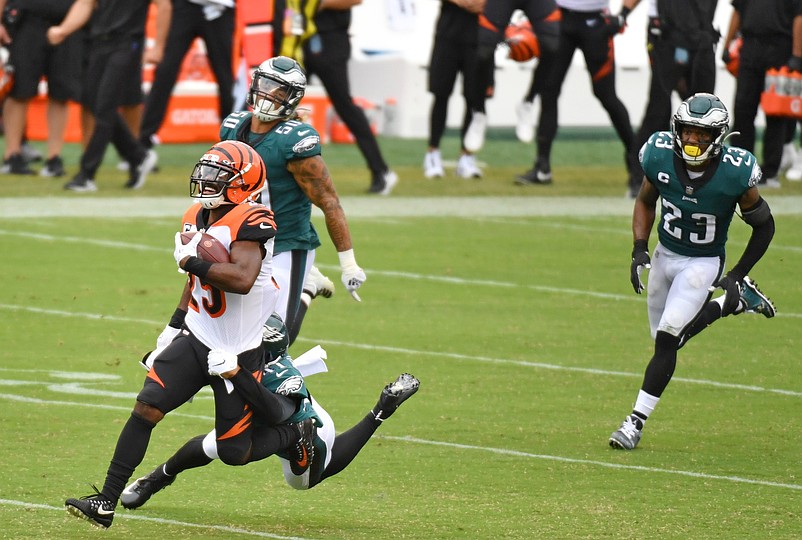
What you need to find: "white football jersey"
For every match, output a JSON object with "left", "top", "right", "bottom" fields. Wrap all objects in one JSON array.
[{"left": 181, "top": 202, "right": 279, "bottom": 353}]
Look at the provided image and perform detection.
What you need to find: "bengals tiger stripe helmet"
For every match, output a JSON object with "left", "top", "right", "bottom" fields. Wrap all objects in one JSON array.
[{"left": 190, "top": 140, "right": 267, "bottom": 209}]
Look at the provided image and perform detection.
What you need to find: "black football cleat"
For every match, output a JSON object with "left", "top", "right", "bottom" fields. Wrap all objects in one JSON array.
[
  {"left": 65, "top": 487, "right": 115, "bottom": 529},
  {"left": 290, "top": 417, "right": 317, "bottom": 475},
  {"left": 372, "top": 373, "right": 420, "bottom": 422}
]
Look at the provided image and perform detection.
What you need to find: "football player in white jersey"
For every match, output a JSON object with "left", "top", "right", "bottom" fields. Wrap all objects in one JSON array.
[{"left": 65, "top": 141, "right": 314, "bottom": 529}]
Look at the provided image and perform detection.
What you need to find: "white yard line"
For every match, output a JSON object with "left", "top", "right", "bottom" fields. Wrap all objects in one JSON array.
[
  {"left": 0, "top": 391, "right": 799, "bottom": 492},
  {"left": 0, "top": 498, "right": 314, "bottom": 539},
  {"left": 1, "top": 303, "right": 800, "bottom": 394}
]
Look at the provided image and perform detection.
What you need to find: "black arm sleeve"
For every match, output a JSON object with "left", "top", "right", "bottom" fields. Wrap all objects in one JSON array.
[
  {"left": 729, "top": 199, "right": 775, "bottom": 280},
  {"left": 229, "top": 369, "right": 299, "bottom": 425}
]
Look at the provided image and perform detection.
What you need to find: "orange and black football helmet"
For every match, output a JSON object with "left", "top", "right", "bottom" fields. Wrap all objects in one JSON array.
[{"left": 190, "top": 140, "right": 267, "bottom": 209}]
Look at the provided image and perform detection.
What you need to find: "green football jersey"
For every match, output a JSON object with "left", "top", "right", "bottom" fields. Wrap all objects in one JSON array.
[
  {"left": 640, "top": 131, "right": 761, "bottom": 257},
  {"left": 261, "top": 354, "right": 322, "bottom": 427},
  {"left": 219, "top": 112, "right": 322, "bottom": 254}
]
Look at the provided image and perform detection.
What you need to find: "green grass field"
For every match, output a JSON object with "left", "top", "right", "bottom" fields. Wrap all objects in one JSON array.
[{"left": 1, "top": 131, "right": 801, "bottom": 539}]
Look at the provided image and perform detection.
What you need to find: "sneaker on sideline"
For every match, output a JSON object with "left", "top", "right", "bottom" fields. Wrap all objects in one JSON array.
[
  {"left": 40, "top": 155, "right": 66, "bottom": 177},
  {"left": 125, "top": 149, "right": 158, "bottom": 189},
  {"left": 456, "top": 154, "right": 482, "bottom": 179},
  {"left": 64, "top": 172, "right": 98, "bottom": 192},
  {"left": 368, "top": 169, "right": 398, "bottom": 195},
  {"left": 2, "top": 153, "right": 36, "bottom": 174},
  {"left": 423, "top": 149, "right": 445, "bottom": 178},
  {"left": 786, "top": 149, "right": 802, "bottom": 181},
  {"left": 464, "top": 111, "right": 487, "bottom": 153},
  {"left": 515, "top": 156, "right": 552, "bottom": 185}
]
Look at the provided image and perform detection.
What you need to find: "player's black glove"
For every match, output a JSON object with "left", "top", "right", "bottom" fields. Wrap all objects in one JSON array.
[
  {"left": 712, "top": 273, "right": 741, "bottom": 317},
  {"left": 604, "top": 7, "right": 629, "bottom": 37},
  {"left": 787, "top": 55, "right": 802, "bottom": 73},
  {"left": 604, "top": 13, "right": 626, "bottom": 36},
  {"left": 721, "top": 48, "right": 731, "bottom": 65},
  {"left": 630, "top": 240, "right": 651, "bottom": 294}
]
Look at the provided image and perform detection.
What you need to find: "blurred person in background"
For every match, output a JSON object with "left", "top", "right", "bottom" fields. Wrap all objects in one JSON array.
[
  {"left": 625, "top": 0, "right": 720, "bottom": 198},
  {"left": 0, "top": 0, "right": 83, "bottom": 177},
  {"left": 423, "top": 0, "right": 486, "bottom": 180},
  {"left": 517, "top": 0, "right": 634, "bottom": 186},
  {"left": 463, "top": 0, "right": 561, "bottom": 154},
  {"left": 721, "top": 0, "right": 802, "bottom": 189},
  {"left": 47, "top": 0, "right": 169, "bottom": 192},
  {"left": 138, "top": 0, "right": 234, "bottom": 160},
  {"left": 302, "top": 0, "right": 397, "bottom": 195}
]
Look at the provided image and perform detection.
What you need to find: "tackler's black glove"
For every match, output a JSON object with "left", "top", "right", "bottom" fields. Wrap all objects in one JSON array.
[
  {"left": 712, "top": 273, "right": 741, "bottom": 317},
  {"left": 721, "top": 48, "right": 732, "bottom": 65},
  {"left": 630, "top": 240, "right": 651, "bottom": 294}
]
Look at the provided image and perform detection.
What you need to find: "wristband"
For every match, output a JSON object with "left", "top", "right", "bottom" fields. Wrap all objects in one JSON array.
[
  {"left": 168, "top": 308, "right": 187, "bottom": 329},
  {"left": 182, "top": 256, "right": 212, "bottom": 280},
  {"left": 338, "top": 248, "right": 358, "bottom": 271},
  {"left": 620, "top": 6, "right": 631, "bottom": 20}
]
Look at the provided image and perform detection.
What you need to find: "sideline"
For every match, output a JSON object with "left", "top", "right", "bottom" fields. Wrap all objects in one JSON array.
[{"left": 2, "top": 195, "right": 802, "bottom": 218}]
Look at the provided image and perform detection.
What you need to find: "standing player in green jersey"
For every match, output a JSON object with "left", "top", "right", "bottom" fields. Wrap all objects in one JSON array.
[
  {"left": 609, "top": 93, "right": 777, "bottom": 450},
  {"left": 219, "top": 56, "right": 365, "bottom": 345}
]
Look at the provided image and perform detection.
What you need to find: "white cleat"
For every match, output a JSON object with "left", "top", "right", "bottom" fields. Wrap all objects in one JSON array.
[
  {"left": 456, "top": 154, "right": 482, "bottom": 179},
  {"left": 424, "top": 150, "right": 445, "bottom": 179}
]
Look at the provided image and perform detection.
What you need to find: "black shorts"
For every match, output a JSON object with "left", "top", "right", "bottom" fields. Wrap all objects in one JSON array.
[
  {"left": 137, "top": 331, "right": 265, "bottom": 415},
  {"left": 8, "top": 14, "right": 83, "bottom": 100}
]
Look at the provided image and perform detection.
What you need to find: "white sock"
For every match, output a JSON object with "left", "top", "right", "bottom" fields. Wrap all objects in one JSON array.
[
  {"left": 633, "top": 390, "right": 660, "bottom": 422},
  {"left": 713, "top": 294, "right": 745, "bottom": 314}
]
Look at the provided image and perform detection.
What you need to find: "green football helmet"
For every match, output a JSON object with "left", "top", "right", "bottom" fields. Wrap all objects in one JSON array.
[
  {"left": 262, "top": 312, "right": 289, "bottom": 359},
  {"left": 671, "top": 92, "right": 729, "bottom": 165}
]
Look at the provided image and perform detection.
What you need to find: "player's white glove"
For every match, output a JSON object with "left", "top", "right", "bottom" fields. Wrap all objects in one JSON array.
[
  {"left": 174, "top": 231, "right": 201, "bottom": 273},
  {"left": 208, "top": 349, "right": 239, "bottom": 377},
  {"left": 338, "top": 248, "right": 366, "bottom": 302},
  {"left": 156, "top": 325, "right": 181, "bottom": 350}
]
